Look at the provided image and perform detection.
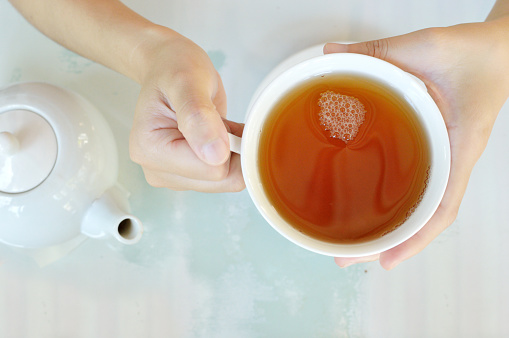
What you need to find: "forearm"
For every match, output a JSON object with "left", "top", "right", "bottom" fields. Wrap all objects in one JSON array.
[
  {"left": 481, "top": 0, "right": 509, "bottom": 73},
  {"left": 487, "top": 0, "right": 509, "bottom": 21},
  {"left": 8, "top": 0, "right": 177, "bottom": 83}
]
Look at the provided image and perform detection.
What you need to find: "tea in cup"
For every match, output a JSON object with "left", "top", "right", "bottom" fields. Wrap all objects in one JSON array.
[{"left": 230, "top": 52, "right": 450, "bottom": 257}]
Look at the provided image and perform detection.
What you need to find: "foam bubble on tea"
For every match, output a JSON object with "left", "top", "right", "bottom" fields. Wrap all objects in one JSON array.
[{"left": 318, "top": 90, "right": 366, "bottom": 142}]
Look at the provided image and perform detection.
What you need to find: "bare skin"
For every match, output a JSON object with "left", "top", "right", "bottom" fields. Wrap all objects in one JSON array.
[
  {"left": 9, "top": 0, "right": 244, "bottom": 192},
  {"left": 327, "top": 3, "right": 509, "bottom": 269},
  {"left": 8, "top": 0, "right": 509, "bottom": 268}
]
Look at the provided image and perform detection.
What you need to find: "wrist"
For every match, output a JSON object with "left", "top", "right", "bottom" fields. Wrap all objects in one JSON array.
[
  {"left": 127, "top": 24, "right": 184, "bottom": 84},
  {"left": 484, "top": 16, "right": 509, "bottom": 109},
  {"left": 492, "top": 16, "right": 509, "bottom": 70}
]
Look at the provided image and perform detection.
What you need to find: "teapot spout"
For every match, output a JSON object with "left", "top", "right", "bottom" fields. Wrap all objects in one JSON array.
[{"left": 81, "top": 186, "right": 143, "bottom": 244}]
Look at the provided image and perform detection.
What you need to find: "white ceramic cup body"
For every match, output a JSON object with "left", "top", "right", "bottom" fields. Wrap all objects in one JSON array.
[{"left": 240, "top": 53, "right": 450, "bottom": 257}]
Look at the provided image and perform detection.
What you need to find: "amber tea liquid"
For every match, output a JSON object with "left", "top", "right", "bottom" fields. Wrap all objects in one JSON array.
[{"left": 258, "top": 73, "right": 431, "bottom": 244}]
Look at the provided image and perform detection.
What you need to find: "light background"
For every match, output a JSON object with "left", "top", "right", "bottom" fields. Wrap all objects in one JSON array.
[{"left": 1, "top": 0, "right": 507, "bottom": 337}]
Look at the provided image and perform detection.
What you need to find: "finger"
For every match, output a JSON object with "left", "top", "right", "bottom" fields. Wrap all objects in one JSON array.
[
  {"left": 324, "top": 39, "right": 393, "bottom": 61},
  {"left": 323, "top": 43, "right": 350, "bottom": 54},
  {"left": 323, "top": 30, "right": 435, "bottom": 80},
  {"left": 131, "top": 85, "right": 245, "bottom": 180},
  {"left": 130, "top": 105, "right": 232, "bottom": 181},
  {"left": 168, "top": 72, "right": 230, "bottom": 166},
  {"left": 145, "top": 129, "right": 232, "bottom": 180},
  {"left": 334, "top": 254, "right": 380, "bottom": 268},
  {"left": 133, "top": 122, "right": 246, "bottom": 182},
  {"left": 224, "top": 119, "right": 245, "bottom": 138},
  {"left": 142, "top": 153, "right": 245, "bottom": 193}
]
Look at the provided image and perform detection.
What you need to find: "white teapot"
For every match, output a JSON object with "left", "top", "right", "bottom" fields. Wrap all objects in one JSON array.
[{"left": 0, "top": 82, "right": 142, "bottom": 248}]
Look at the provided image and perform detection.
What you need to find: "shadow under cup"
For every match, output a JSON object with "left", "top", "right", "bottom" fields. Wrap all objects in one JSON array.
[{"left": 241, "top": 53, "right": 450, "bottom": 257}]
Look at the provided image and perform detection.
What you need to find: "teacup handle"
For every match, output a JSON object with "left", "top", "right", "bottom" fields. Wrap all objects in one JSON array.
[{"left": 228, "top": 133, "right": 242, "bottom": 154}]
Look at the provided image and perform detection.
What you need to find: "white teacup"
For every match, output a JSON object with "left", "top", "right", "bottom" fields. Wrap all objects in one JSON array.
[{"left": 229, "top": 48, "right": 450, "bottom": 257}]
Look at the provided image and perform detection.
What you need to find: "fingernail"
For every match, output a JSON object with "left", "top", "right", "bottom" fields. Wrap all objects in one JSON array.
[
  {"left": 335, "top": 258, "right": 357, "bottom": 268},
  {"left": 201, "top": 138, "right": 229, "bottom": 165},
  {"left": 383, "top": 260, "right": 399, "bottom": 271},
  {"left": 323, "top": 43, "right": 349, "bottom": 54}
]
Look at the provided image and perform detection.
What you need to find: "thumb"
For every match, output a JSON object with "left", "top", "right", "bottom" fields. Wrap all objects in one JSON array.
[
  {"left": 324, "top": 39, "right": 393, "bottom": 61},
  {"left": 323, "top": 30, "right": 432, "bottom": 77},
  {"left": 170, "top": 79, "right": 230, "bottom": 166}
]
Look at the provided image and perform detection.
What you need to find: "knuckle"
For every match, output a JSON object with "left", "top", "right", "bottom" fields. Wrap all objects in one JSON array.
[
  {"left": 178, "top": 102, "right": 215, "bottom": 133},
  {"left": 170, "top": 70, "right": 193, "bottom": 89},
  {"left": 366, "top": 39, "right": 390, "bottom": 60},
  {"left": 147, "top": 179, "right": 188, "bottom": 192},
  {"left": 129, "top": 149, "right": 140, "bottom": 164},
  {"left": 129, "top": 146, "right": 145, "bottom": 166},
  {"left": 144, "top": 175, "right": 164, "bottom": 188},
  {"left": 128, "top": 135, "right": 143, "bottom": 165},
  {"left": 207, "top": 164, "right": 230, "bottom": 182},
  {"left": 143, "top": 171, "right": 178, "bottom": 190}
]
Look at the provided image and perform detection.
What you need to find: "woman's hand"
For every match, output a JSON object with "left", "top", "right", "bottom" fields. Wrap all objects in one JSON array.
[
  {"left": 129, "top": 32, "right": 245, "bottom": 192},
  {"left": 9, "top": 0, "right": 245, "bottom": 192},
  {"left": 326, "top": 16, "right": 509, "bottom": 269}
]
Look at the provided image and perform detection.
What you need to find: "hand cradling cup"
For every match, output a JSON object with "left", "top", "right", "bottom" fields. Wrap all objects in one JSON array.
[{"left": 229, "top": 50, "right": 450, "bottom": 257}]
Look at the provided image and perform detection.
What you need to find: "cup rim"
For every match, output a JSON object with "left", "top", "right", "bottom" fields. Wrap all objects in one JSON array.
[{"left": 242, "top": 53, "right": 450, "bottom": 257}]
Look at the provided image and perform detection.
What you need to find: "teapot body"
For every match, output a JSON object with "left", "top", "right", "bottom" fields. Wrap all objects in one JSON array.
[{"left": 0, "top": 82, "right": 141, "bottom": 248}]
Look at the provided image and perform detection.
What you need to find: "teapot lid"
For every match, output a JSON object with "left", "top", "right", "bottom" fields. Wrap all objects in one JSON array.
[{"left": 0, "top": 109, "right": 58, "bottom": 193}]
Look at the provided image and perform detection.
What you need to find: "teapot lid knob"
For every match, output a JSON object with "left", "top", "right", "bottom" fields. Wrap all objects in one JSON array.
[{"left": 0, "top": 109, "right": 58, "bottom": 194}]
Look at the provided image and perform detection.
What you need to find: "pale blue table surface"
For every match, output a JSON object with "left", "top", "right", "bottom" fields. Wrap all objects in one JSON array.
[{"left": 1, "top": 0, "right": 507, "bottom": 337}]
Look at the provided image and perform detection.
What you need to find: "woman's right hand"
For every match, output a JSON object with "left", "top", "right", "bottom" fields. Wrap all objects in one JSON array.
[
  {"left": 327, "top": 16, "right": 509, "bottom": 269},
  {"left": 128, "top": 30, "right": 245, "bottom": 192}
]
